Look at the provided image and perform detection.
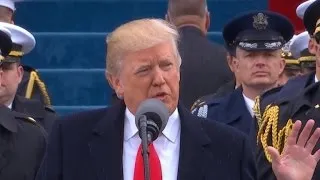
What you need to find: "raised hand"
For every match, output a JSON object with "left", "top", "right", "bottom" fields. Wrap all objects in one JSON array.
[{"left": 268, "top": 120, "right": 320, "bottom": 180}]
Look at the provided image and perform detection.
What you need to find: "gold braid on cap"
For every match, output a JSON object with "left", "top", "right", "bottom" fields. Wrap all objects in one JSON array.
[
  {"left": 257, "top": 104, "right": 293, "bottom": 162},
  {"left": 299, "top": 56, "right": 317, "bottom": 62},
  {"left": 9, "top": 51, "right": 24, "bottom": 57},
  {"left": 285, "top": 59, "right": 300, "bottom": 65},
  {"left": 26, "top": 71, "right": 51, "bottom": 106}
]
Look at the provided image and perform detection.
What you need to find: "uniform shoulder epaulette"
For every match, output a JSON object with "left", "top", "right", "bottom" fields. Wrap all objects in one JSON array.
[
  {"left": 191, "top": 95, "right": 212, "bottom": 118},
  {"left": 191, "top": 92, "right": 223, "bottom": 110},
  {"left": 190, "top": 98, "right": 207, "bottom": 112},
  {"left": 16, "top": 115, "right": 38, "bottom": 126},
  {"left": 16, "top": 115, "right": 48, "bottom": 139},
  {"left": 45, "top": 106, "right": 55, "bottom": 113}
]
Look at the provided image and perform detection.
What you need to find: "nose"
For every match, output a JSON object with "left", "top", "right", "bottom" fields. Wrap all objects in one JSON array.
[
  {"left": 152, "top": 67, "right": 165, "bottom": 87},
  {"left": 255, "top": 55, "right": 267, "bottom": 68}
]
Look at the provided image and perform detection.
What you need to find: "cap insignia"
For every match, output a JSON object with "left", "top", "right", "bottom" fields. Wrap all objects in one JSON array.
[{"left": 253, "top": 13, "right": 268, "bottom": 30}]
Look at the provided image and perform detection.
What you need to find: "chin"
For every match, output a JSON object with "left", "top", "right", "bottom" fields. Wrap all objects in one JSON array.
[{"left": 165, "top": 101, "right": 179, "bottom": 114}]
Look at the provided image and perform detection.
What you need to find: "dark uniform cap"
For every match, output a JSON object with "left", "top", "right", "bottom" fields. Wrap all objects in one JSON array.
[
  {"left": 223, "top": 10, "right": 294, "bottom": 52},
  {"left": 0, "top": 26, "right": 12, "bottom": 66},
  {"left": 303, "top": 0, "right": 320, "bottom": 35}
]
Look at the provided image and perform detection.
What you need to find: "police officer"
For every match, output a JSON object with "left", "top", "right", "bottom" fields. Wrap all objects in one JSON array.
[
  {"left": 191, "top": 11, "right": 293, "bottom": 143},
  {"left": 0, "top": 24, "right": 47, "bottom": 180},
  {"left": 0, "top": 0, "right": 52, "bottom": 106},
  {"left": 0, "top": 22, "right": 56, "bottom": 132},
  {"left": 256, "top": 1, "right": 320, "bottom": 179}
]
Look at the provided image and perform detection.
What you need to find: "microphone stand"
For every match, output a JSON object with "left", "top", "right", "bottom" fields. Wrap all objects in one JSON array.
[{"left": 138, "top": 115, "right": 151, "bottom": 180}]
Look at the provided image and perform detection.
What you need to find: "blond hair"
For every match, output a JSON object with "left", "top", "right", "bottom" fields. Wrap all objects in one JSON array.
[{"left": 106, "top": 18, "right": 181, "bottom": 75}]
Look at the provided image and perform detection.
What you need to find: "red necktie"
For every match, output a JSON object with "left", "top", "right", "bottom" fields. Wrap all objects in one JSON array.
[{"left": 133, "top": 143, "right": 162, "bottom": 180}]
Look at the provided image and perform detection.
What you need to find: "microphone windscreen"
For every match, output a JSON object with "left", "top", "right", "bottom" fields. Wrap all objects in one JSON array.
[{"left": 135, "top": 98, "right": 170, "bottom": 132}]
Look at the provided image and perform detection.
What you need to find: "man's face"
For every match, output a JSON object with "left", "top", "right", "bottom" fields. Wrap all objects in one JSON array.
[
  {"left": 315, "top": 44, "right": 320, "bottom": 70},
  {"left": 0, "top": 62, "right": 23, "bottom": 105},
  {"left": 0, "top": 6, "right": 13, "bottom": 23},
  {"left": 227, "top": 54, "right": 242, "bottom": 86},
  {"left": 108, "top": 41, "right": 180, "bottom": 114},
  {"left": 309, "top": 38, "right": 320, "bottom": 68},
  {"left": 234, "top": 48, "right": 285, "bottom": 89}
]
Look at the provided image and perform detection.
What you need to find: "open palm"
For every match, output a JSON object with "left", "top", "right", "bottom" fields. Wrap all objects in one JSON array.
[{"left": 269, "top": 120, "right": 320, "bottom": 180}]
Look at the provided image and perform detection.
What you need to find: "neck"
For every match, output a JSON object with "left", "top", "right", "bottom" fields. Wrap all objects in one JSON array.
[
  {"left": 171, "top": 15, "right": 207, "bottom": 35},
  {"left": 0, "top": 96, "right": 14, "bottom": 108},
  {"left": 242, "top": 83, "right": 276, "bottom": 100},
  {"left": 316, "top": 69, "right": 320, "bottom": 82},
  {"left": 235, "top": 79, "right": 241, "bottom": 88}
]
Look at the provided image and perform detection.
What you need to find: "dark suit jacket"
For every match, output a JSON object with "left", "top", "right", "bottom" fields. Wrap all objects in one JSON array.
[
  {"left": 0, "top": 106, "right": 47, "bottom": 180},
  {"left": 36, "top": 101, "right": 256, "bottom": 180},
  {"left": 178, "top": 26, "right": 233, "bottom": 109}
]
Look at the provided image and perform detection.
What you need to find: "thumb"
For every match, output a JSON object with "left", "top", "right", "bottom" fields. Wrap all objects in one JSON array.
[{"left": 268, "top": 146, "right": 281, "bottom": 165}]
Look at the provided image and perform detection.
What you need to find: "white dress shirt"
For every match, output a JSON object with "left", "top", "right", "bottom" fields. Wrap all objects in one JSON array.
[
  {"left": 315, "top": 75, "right": 318, "bottom": 83},
  {"left": 123, "top": 108, "right": 181, "bottom": 180},
  {"left": 242, "top": 94, "right": 255, "bottom": 117}
]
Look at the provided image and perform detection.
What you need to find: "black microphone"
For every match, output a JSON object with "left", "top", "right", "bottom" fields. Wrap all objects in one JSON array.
[
  {"left": 135, "top": 98, "right": 170, "bottom": 180},
  {"left": 135, "top": 98, "right": 170, "bottom": 143}
]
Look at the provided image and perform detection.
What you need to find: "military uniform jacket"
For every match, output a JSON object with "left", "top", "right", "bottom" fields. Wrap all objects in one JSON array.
[
  {"left": 13, "top": 95, "right": 57, "bottom": 132},
  {"left": 17, "top": 65, "right": 52, "bottom": 106},
  {"left": 255, "top": 72, "right": 316, "bottom": 180},
  {"left": 192, "top": 87, "right": 254, "bottom": 141},
  {"left": 0, "top": 106, "right": 47, "bottom": 180}
]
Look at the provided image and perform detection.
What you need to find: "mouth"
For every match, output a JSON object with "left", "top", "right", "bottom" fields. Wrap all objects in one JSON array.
[
  {"left": 253, "top": 71, "right": 269, "bottom": 76},
  {"left": 152, "top": 92, "right": 168, "bottom": 100}
]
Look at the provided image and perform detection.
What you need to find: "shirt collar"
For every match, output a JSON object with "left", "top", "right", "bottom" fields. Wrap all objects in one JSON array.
[
  {"left": 315, "top": 75, "right": 319, "bottom": 83},
  {"left": 7, "top": 102, "right": 12, "bottom": 109},
  {"left": 242, "top": 93, "right": 255, "bottom": 117},
  {"left": 124, "top": 107, "right": 180, "bottom": 143}
]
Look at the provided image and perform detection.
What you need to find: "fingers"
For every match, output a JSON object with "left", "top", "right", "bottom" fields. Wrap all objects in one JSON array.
[
  {"left": 305, "top": 127, "right": 320, "bottom": 152},
  {"left": 286, "top": 120, "right": 302, "bottom": 146},
  {"left": 313, "top": 148, "right": 320, "bottom": 163},
  {"left": 297, "top": 120, "right": 315, "bottom": 147},
  {"left": 268, "top": 146, "right": 280, "bottom": 164}
]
